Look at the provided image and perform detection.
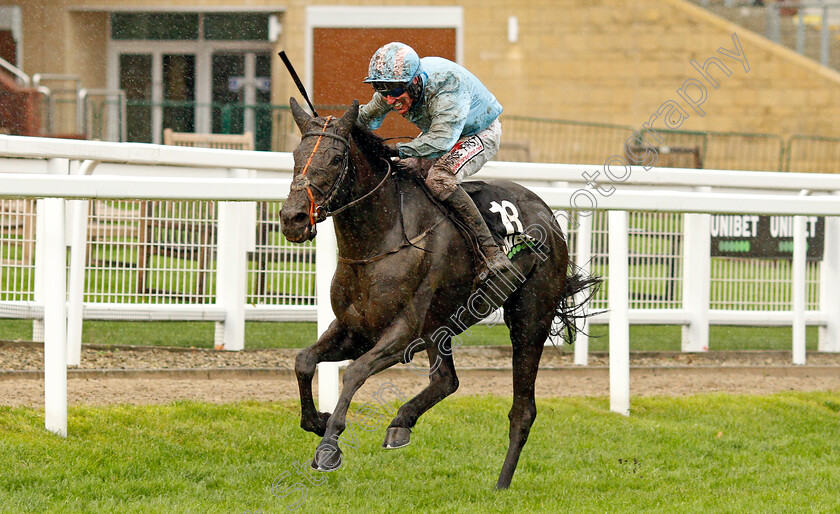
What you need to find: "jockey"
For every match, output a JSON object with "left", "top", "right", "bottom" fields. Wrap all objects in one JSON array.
[{"left": 358, "top": 42, "right": 516, "bottom": 294}]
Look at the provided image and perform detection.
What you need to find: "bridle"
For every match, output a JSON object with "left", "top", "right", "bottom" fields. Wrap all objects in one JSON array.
[{"left": 291, "top": 116, "right": 393, "bottom": 236}]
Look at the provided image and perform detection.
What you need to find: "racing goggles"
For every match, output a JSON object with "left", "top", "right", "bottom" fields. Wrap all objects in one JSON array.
[{"left": 371, "top": 82, "right": 408, "bottom": 98}]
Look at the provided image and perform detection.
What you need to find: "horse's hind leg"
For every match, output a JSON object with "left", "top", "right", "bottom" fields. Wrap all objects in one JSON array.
[
  {"left": 296, "top": 321, "right": 368, "bottom": 436},
  {"left": 383, "top": 343, "right": 459, "bottom": 449},
  {"left": 496, "top": 282, "right": 557, "bottom": 489}
]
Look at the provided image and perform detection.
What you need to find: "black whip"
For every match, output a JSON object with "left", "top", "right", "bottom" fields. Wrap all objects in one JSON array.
[{"left": 278, "top": 51, "right": 318, "bottom": 117}]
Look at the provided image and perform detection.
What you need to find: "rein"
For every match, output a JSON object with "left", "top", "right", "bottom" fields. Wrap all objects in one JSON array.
[
  {"left": 294, "top": 119, "right": 396, "bottom": 235},
  {"left": 337, "top": 217, "right": 444, "bottom": 265},
  {"left": 326, "top": 157, "right": 393, "bottom": 217},
  {"left": 294, "top": 121, "right": 441, "bottom": 265}
]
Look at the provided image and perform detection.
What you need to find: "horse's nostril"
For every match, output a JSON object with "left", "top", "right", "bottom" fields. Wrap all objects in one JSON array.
[{"left": 290, "top": 212, "right": 309, "bottom": 226}]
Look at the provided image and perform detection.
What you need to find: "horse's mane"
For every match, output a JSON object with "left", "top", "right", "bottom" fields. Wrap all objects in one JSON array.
[{"left": 350, "top": 124, "right": 411, "bottom": 176}]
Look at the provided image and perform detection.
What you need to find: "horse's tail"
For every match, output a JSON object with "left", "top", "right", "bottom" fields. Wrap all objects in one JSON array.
[{"left": 551, "top": 263, "right": 603, "bottom": 345}]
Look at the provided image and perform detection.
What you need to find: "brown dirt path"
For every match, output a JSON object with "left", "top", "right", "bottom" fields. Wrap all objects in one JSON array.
[{"left": 1, "top": 343, "right": 839, "bottom": 408}]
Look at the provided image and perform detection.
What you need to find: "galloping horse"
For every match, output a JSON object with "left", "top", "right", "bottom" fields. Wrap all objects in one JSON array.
[{"left": 280, "top": 98, "right": 599, "bottom": 489}]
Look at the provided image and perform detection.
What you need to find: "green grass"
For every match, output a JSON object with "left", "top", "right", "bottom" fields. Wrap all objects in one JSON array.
[
  {"left": 0, "top": 320, "right": 821, "bottom": 352},
  {"left": 1, "top": 392, "right": 839, "bottom": 512}
]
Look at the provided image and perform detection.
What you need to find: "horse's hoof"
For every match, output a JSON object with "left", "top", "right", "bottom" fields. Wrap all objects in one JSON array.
[
  {"left": 382, "top": 427, "right": 411, "bottom": 449},
  {"left": 311, "top": 443, "right": 343, "bottom": 472}
]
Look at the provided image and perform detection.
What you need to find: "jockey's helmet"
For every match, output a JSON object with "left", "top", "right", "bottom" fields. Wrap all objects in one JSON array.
[{"left": 363, "top": 42, "right": 421, "bottom": 85}]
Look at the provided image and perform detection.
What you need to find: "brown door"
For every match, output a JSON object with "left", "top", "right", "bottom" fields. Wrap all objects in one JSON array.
[
  {"left": 0, "top": 30, "right": 15, "bottom": 65},
  {"left": 312, "top": 28, "right": 456, "bottom": 142}
]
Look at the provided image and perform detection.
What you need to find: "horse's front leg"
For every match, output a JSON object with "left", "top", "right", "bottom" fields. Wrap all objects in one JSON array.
[
  {"left": 296, "top": 320, "right": 368, "bottom": 436},
  {"left": 311, "top": 316, "right": 419, "bottom": 471}
]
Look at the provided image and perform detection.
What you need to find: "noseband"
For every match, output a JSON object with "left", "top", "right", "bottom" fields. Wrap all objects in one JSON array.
[{"left": 293, "top": 117, "right": 393, "bottom": 236}]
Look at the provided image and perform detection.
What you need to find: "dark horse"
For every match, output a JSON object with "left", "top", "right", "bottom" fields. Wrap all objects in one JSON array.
[{"left": 280, "top": 98, "right": 598, "bottom": 489}]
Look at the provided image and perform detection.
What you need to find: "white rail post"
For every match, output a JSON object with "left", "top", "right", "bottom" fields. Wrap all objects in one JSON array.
[
  {"left": 819, "top": 212, "right": 840, "bottom": 352},
  {"left": 32, "top": 199, "right": 46, "bottom": 343},
  {"left": 574, "top": 212, "right": 593, "bottom": 366},
  {"left": 43, "top": 158, "right": 69, "bottom": 437},
  {"left": 66, "top": 197, "right": 88, "bottom": 365},
  {"left": 214, "top": 169, "right": 256, "bottom": 351},
  {"left": 681, "top": 210, "right": 711, "bottom": 352},
  {"left": 66, "top": 159, "right": 98, "bottom": 366},
  {"left": 608, "top": 210, "right": 630, "bottom": 417},
  {"left": 792, "top": 215, "right": 807, "bottom": 364},
  {"left": 316, "top": 217, "right": 340, "bottom": 413}
]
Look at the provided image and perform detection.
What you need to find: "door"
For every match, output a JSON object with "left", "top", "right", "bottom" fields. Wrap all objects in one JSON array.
[
  {"left": 211, "top": 52, "right": 272, "bottom": 150},
  {"left": 0, "top": 30, "right": 14, "bottom": 65},
  {"left": 0, "top": 6, "right": 20, "bottom": 66},
  {"left": 118, "top": 50, "right": 197, "bottom": 144},
  {"left": 120, "top": 54, "right": 153, "bottom": 142},
  {"left": 162, "top": 54, "right": 196, "bottom": 134},
  {"left": 312, "top": 28, "right": 456, "bottom": 141},
  {"left": 116, "top": 48, "right": 270, "bottom": 146}
]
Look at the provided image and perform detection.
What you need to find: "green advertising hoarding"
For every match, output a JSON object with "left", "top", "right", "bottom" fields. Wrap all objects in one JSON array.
[{"left": 710, "top": 215, "right": 824, "bottom": 260}]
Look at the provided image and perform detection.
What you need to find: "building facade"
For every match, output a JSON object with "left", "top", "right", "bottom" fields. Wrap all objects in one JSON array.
[{"left": 5, "top": 1, "right": 840, "bottom": 151}]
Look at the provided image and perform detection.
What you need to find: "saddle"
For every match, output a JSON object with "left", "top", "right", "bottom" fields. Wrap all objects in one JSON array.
[{"left": 398, "top": 158, "right": 542, "bottom": 260}]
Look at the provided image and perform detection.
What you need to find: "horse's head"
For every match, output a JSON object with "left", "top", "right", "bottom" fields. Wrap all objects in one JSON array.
[{"left": 280, "top": 98, "right": 359, "bottom": 242}]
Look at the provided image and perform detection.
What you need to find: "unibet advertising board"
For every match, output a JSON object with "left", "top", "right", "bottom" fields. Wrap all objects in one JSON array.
[{"left": 710, "top": 215, "right": 824, "bottom": 260}]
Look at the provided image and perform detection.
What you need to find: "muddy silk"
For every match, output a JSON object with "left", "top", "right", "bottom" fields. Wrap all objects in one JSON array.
[{"left": 358, "top": 56, "right": 503, "bottom": 158}]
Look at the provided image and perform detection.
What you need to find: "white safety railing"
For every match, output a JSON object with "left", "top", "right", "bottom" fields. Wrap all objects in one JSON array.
[{"left": 2, "top": 134, "right": 840, "bottom": 432}]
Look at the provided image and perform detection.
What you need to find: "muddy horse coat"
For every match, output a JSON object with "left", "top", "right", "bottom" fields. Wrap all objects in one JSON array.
[{"left": 280, "top": 98, "right": 598, "bottom": 489}]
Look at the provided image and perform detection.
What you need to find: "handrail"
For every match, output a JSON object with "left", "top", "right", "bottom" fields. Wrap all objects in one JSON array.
[
  {"left": 33, "top": 74, "right": 81, "bottom": 136},
  {"left": 0, "top": 56, "right": 30, "bottom": 87},
  {"left": 32, "top": 73, "right": 81, "bottom": 91},
  {"left": 77, "top": 88, "right": 127, "bottom": 141}
]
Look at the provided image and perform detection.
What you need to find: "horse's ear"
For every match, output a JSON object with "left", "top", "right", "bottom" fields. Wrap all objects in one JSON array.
[
  {"left": 338, "top": 100, "right": 359, "bottom": 135},
  {"left": 290, "top": 97, "right": 311, "bottom": 134}
]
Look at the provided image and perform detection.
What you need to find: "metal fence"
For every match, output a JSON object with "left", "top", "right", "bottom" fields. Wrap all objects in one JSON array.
[
  {"left": 785, "top": 134, "right": 840, "bottom": 173},
  {"left": 4, "top": 110, "right": 838, "bottom": 313},
  {"left": 0, "top": 198, "right": 316, "bottom": 307},
  {"left": 564, "top": 209, "right": 821, "bottom": 314},
  {"left": 90, "top": 101, "right": 840, "bottom": 174},
  {"left": 10, "top": 104, "right": 839, "bottom": 316},
  {"left": 694, "top": 0, "right": 840, "bottom": 70},
  {"left": 566, "top": 211, "right": 685, "bottom": 312},
  {"left": 631, "top": 128, "right": 786, "bottom": 172},
  {"left": 2, "top": 202, "right": 819, "bottom": 315},
  {"left": 0, "top": 199, "right": 35, "bottom": 302},
  {"left": 766, "top": 1, "right": 840, "bottom": 69},
  {"left": 496, "top": 116, "right": 635, "bottom": 165}
]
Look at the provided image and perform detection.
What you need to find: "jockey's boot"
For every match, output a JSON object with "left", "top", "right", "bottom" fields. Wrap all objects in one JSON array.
[{"left": 442, "top": 187, "right": 521, "bottom": 307}]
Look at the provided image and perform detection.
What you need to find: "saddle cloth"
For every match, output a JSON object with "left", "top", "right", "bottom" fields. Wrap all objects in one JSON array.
[{"left": 461, "top": 181, "right": 545, "bottom": 259}]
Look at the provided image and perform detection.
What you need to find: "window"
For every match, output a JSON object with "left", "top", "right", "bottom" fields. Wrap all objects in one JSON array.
[
  {"left": 111, "top": 13, "right": 199, "bottom": 40},
  {"left": 111, "top": 13, "right": 269, "bottom": 41},
  {"left": 204, "top": 13, "right": 270, "bottom": 41}
]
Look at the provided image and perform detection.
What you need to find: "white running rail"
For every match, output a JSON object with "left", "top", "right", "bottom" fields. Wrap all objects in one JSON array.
[{"left": 1, "top": 134, "right": 840, "bottom": 432}]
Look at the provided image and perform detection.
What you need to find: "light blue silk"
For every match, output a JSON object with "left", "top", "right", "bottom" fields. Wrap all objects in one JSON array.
[{"left": 358, "top": 57, "right": 503, "bottom": 158}]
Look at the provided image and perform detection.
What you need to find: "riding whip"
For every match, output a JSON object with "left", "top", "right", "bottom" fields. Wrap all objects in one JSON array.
[{"left": 278, "top": 51, "right": 318, "bottom": 117}]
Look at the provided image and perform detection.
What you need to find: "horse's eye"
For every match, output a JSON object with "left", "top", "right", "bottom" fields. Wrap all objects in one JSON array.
[{"left": 332, "top": 155, "right": 343, "bottom": 166}]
